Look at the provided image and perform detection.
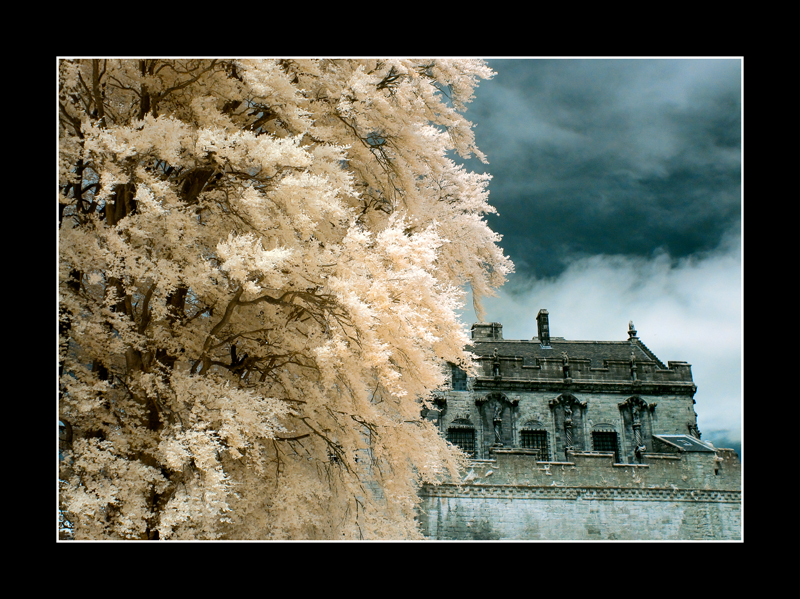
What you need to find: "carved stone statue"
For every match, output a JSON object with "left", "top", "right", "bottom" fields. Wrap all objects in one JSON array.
[
  {"left": 563, "top": 404, "right": 574, "bottom": 456},
  {"left": 493, "top": 401, "right": 503, "bottom": 444},
  {"left": 492, "top": 348, "right": 500, "bottom": 377}
]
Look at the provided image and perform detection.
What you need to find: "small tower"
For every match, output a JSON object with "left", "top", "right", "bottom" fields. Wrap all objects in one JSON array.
[{"left": 536, "top": 309, "right": 551, "bottom": 348}]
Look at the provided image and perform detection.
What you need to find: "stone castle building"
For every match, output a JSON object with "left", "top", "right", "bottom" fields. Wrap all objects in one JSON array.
[{"left": 418, "top": 310, "right": 742, "bottom": 540}]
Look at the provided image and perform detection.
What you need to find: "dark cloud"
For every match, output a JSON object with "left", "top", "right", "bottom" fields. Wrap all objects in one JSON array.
[
  {"left": 455, "top": 61, "right": 743, "bottom": 446},
  {"left": 463, "top": 58, "right": 742, "bottom": 283}
]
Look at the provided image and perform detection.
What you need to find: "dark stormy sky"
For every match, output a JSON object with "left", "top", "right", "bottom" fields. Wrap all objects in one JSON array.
[{"left": 456, "top": 58, "right": 742, "bottom": 455}]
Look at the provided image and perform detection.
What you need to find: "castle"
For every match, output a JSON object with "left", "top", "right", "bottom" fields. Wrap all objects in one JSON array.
[{"left": 417, "top": 310, "right": 742, "bottom": 540}]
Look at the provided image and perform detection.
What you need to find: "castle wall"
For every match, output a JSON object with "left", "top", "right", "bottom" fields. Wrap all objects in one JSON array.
[
  {"left": 429, "top": 318, "right": 742, "bottom": 541},
  {"left": 438, "top": 389, "right": 699, "bottom": 463},
  {"left": 417, "top": 450, "right": 742, "bottom": 540},
  {"left": 418, "top": 488, "right": 741, "bottom": 540}
]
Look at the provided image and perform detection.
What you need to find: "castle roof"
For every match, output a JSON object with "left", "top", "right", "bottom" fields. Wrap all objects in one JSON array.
[
  {"left": 469, "top": 311, "right": 670, "bottom": 369},
  {"left": 465, "top": 311, "right": 694, "bottom": 387},
  {"left": 470, "top": 337, "right": 666, "bottom": 370}
]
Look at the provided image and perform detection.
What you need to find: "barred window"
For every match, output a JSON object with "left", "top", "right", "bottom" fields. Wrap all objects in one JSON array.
[
  {"left": 520, "top": 430, "right": 550, "bottom": 461},
  {"left": 447, "top": 426, "right": 475, "bottom": 457},
  {"left": 451, "top": 364, "right": 468, "bottom": 391},
  {"left": 592, "top": 431, "right": 619, "bottom": 460}
]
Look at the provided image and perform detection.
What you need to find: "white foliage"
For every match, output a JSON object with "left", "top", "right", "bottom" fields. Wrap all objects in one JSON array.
[
  {"left": 59, "top": 58, "right": 512, "bottom": 540},
  {"left": 216, "top": 232, "right": 293, "bottom": 292}
]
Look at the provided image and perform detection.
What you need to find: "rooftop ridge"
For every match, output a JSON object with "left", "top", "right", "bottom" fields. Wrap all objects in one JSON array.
[{"left": 633, "top": 338, "right": 667, "bottom": 370}]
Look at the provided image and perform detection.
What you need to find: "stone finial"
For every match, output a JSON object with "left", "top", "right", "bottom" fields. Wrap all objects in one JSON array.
[{"left": 628, "top": 320, "right": 638, "bottom": 340}]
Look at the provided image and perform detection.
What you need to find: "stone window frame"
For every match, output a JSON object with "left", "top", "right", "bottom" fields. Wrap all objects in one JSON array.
[
  {"left": 447, "top": 418, "right": 476, "bottom": 457},
  {"left": 520, "top": 420, "right": 550, "bottom": 461},
  {"left": 591, "top": 424, "right": 620, "bottom": 462},
  {"left": 450, "top": 363, "right": 468, "bottom": 391}
]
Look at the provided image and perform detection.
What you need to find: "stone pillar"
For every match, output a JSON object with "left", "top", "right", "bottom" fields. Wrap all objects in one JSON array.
[
  {"left": 632, "top": 405, "right": 646, "bottom": 460},
  {"left": 564, "top": 404, "right": 574, "bottom": 458}
]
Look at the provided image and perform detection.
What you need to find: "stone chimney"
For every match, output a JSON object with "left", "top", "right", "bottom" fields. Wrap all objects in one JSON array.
[
  {"left": 471, "top": 322, "right": 503, "bottom": 340},
  {"left": 536, "top": 309, "right": 550, "bottom": 347}
]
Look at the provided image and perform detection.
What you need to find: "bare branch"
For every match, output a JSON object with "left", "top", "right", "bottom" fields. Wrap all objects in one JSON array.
[
  {"left": 156, "top": 60, "right": 219, "bottom": 102},
  {"left": 92, "top": 59, "right": 106, "bottom": 127}
]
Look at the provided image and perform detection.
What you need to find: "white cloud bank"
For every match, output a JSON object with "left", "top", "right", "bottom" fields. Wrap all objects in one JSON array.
[{"left": 460, "top": 235, "right": 742, "bottom": 446}]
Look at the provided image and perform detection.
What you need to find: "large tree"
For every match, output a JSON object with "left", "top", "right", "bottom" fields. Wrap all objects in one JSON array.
[{"left": 58, "top": 58, "right": 511, "bottom": 539}]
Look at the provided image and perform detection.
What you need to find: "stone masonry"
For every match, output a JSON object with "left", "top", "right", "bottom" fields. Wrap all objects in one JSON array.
[{"left": 417, "top": 311, "right": 742, "bottom": 540}]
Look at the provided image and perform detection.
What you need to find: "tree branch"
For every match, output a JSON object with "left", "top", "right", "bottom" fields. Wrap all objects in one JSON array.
[{"left": 92, "top": 59, "right": 106, "bottom": 127}]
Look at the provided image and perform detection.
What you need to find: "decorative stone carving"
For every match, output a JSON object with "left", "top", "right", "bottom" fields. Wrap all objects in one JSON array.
[
  {"left": 449, "top": 416, "right": 474, "bottom": 428},
  {"left": 493, "top": 401, "right": 503, "bottom": 445},
  {"left": 476, "top": 392, "right": 519, "bottom": 454},
  {"left": 549, "top": 393, "right": 587, "bottom": 458},
  {"left": 564, "top": 404, "right": 573, "bottom": 448},
  {"left": 476, "top": 392, "right": 519, "bottom": 408},
  {"left": 430, "top": 394, "right": 447, "bottom": 429},
  {"left": 492, "top": 348, "right": 501, "bottom": 378},
  {"left": 619, "top": 396, "right": 653, "bottom": 460}
]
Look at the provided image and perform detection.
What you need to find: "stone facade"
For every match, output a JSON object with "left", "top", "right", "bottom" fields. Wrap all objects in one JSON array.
[{"left": 418, "top": 311, "right": 742, "bottom": 540}]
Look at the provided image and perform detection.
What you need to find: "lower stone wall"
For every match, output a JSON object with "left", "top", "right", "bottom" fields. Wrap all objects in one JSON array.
[{"left": 418, "top": 484, "right": 742, "bottom": 540}]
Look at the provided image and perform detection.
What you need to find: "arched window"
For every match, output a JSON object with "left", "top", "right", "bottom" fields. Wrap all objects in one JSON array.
[
  {"left": 520, "top": 420, "right": 550, "bottom": 461},
  {"left": 447, "top": 418, "right": 476, "bottom": 457}
]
